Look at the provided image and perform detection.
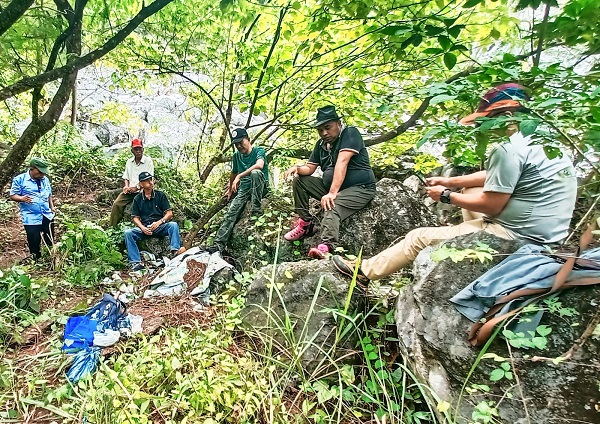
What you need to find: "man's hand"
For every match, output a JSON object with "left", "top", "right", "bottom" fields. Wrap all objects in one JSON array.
[
  {"left": 20, "top": 195, "right": 33, "bottom": 204},
  {"left": 284, "top": 165, "right": 299, "bottom": 180},
  {"left": 224, "top": 188, "right": 233, "bottom": 200},
  {"left": 232, "top": 175, "right": 242, "bottom": 193},
  {"left": 426, "top": 177, "right": 449, "bottom": 187},
  {"left": 425, "top": 185, "right": 447, "bottom": 202},
  {"left": 141, "top": 225, "right": 153, "bottom": 235},
  {"left": 321, "top": 192, "right": 337, "bottom": 211},
  {"left": 148, "top": 220, "right": 162, "bottom": 231}
]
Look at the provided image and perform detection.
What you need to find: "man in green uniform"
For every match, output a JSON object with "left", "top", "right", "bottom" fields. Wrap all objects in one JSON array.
[
  {"left": 212, "top": 128, "right": 269, "bottom": 251},
  {"left": 283, "top": 105, "right": 376, "bottom": 259}
]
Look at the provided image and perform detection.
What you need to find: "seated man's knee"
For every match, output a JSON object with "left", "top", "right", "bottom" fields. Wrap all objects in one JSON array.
[
  {"left": 124, "top": 228, "right": 136, "bottom": 239},
  {"left": 250, "top": 169, "right": 262, "bottom": 176}
]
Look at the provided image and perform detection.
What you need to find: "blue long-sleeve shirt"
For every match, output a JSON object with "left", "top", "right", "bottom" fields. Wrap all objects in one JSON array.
[{"left": 10, "top": 171, "right": 55, "bottom": 225}]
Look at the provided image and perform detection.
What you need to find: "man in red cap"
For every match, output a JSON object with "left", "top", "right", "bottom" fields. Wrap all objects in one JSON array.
[
  {"left": 110, "top": 138, "right": 155, "bottom": 228},
  {"left": 332, "top": 83, "right": 577, "bottom": 283}
]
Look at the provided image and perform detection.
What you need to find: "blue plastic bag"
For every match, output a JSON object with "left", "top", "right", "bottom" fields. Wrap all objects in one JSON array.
[
  {"left": 66, "top": 346, "right": 101, "bottom": 383},
  {"left": 63, "top": 315, "right": 98, "bottom": 350}
]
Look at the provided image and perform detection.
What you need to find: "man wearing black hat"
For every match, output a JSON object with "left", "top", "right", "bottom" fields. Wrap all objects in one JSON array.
[
  {"left": 10, "top": 158, "right": 56, "bottom": 261},
  {"left": 283, "top": 105, "right": 376, "bottom": 259},
  {"left": 124, "top": 172, "right": 185, "bottom": 271},
  {"left": 212, "top": 128, "right": 269, "bottom": 251}
]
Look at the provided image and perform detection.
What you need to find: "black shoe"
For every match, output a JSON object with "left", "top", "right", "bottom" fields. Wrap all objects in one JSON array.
[
  {"left": 332, "top": 255, "right": 369, "bottom": 286},
  {"left": 130, "top": 262, "right": 145, "bottom": 272},
  {"left": 204, "top": 245, "right": 222, "bottom": 254}
]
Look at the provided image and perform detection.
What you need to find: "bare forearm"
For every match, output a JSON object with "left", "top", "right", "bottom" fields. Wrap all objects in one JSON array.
[
  {"left": 133, "top": 216, "right": 144, "bottom": 229},
  {"left": 163, "top": 210, "right": 173, "bottom": 222},
  {"left": 329, "top": 161, "right": 349, "bottom": 195},
  {"left": 295, "top": 164, "right": 314, "bottom": 176},
  {"left": 448, "top": 191, "right": 508, "bottom": 216},
  {"left": 446, "top": 171, "right": 487, "bottom": 188}
]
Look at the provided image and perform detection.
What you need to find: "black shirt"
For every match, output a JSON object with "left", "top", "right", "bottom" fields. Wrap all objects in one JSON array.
[
  {"left": 308, "top": 126, "right": 376, "bottom": 191},
  {"left": 131, "top": 190, "right": 171, "bottom": 226}
]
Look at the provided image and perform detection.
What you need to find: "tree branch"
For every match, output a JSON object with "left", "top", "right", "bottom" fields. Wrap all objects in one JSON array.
[
  {"left": 245, "top": 6, "right": 287, "bottom": 126},
  {"left": 0, "top": 0, "right": 176, "bottom": 102},
  {"left": 0, "top": 0, "right": 34, "bottom": 36}
]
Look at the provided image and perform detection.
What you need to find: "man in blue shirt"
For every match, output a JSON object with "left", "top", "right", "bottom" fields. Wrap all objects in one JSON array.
[
  {"left": 10, "top": 158, "right": 56, "bottom": 261},
  {"left": 212, "top": 128, "right": 269, "bottom": 251},
  {"left": 125, "top": 172, "right": 185, "bottom": 271}
]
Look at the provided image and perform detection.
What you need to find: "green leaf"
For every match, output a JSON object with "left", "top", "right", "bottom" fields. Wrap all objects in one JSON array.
[
  {"left": 417, "top": 128, "right": 444, "bottom": 148},
  {"left": 537, "top": 98, "right": 563, "bottom": 108},
  {"left": 489, "top": 369, "right": 505, "bottom": 381},
  {"left": 443, "top": 52, "right": 457, "bottom": 70},
  {"left": 463, "top": 0, "right": 483, "bottom": 7},
  {"left": 430, "top": 94, "right": 457, "bottom": 105},
  {"left": 519, "top": 119, "right": 539, "bottom": 136},
  {"left": 536, "top": 325, "right": 552, "bottom": 337}
]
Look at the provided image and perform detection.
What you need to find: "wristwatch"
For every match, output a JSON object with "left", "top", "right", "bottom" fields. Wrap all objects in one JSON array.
[
  {"left": 161, "top": 218, "right": 166, "bottom": 224},
  {"left": 440, "top": 189, "right": 452, "bottom": 204}
]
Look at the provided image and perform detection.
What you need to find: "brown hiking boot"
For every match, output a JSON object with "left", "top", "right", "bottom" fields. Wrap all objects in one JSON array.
[{"left": 332, "top": 255, "right": 369, "bottom": 286}]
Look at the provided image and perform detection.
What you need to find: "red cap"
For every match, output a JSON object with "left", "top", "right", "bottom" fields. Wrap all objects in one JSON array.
[{"left": 131, "top": 138, "right": 143, "bottom": 148}]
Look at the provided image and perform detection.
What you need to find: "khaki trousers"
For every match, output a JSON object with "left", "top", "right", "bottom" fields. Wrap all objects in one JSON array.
[
  {"left": 110, "top": 192, "right": 137, "bottom": 228},
  {"left": 361, "top": 218, "right": 516, "bottom": 281}
]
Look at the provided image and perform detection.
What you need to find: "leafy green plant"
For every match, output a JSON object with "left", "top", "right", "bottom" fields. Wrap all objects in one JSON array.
[
  {"left": 0, "top": 268, "right": 48, "bottom": 343},
  {"left": 54, "top": 220, "right": 123, "bottom": 285},
  {"left": 430, "top": 242, "right": 497, "bottom": 263},
  {"left": 502, "top": 325, "right": 552, "bottom": 349}
]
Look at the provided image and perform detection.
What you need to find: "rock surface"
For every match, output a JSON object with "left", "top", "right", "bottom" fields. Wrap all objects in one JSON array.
[
  {"left": 227, "top": 178, "right": 437, "bottom": 265},
  {"left": 240, "top": 259, "right": 364, "bottom": 374},
  {"left": 396, "top": 232, "right": 600, "bottom": 423}
]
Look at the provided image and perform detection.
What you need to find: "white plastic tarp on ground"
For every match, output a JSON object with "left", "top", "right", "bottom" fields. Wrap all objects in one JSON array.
[{"left": 143, "top": 247, "right": 233, "bottom": 299}]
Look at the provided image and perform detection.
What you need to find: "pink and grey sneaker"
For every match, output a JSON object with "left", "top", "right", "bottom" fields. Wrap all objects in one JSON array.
[
  {"left": 284, "top": 218, "right": 315, "bottom": 241},
  {"left": 308, "top": 243, "right": 330, "bottom": 259}
]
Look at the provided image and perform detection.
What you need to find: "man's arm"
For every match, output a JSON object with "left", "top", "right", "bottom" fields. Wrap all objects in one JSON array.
[
  {"left": 426, "top": 171, "right": 487, "bottom": 188},
  {"left": 426, "top": 186, "right": 511, "bottom": 216},
  {"left": 9, "top": 193, "right": 33, "bottom": 204},
  {"left": 284, "top": 162, "right": 318, "bottom": 179},
  {"left": 147, "top": 209, "right": 173, "bottom": 231},
  {"left": 321, "top": 150, "right": 354, "bottom": 211},
  {"left": 49, "top": 195, "right": 56, "bottom": 213},
  {"left": 231, "top": 158, "right": 265, "bottom": 193},
  {"left": 132, "top": 215, "right": 153, "bottom": 235}
]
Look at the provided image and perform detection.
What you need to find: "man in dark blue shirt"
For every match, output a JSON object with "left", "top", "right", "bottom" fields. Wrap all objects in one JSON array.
[
  {"left": 284, "top": 105, "right": 376, "bottom": 259},
  {"left": 124, "top": 172, "right": 185, "bottom": 271}
]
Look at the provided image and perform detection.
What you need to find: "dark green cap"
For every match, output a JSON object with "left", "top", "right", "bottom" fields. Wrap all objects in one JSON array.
[{"left": 30, "top": 158, "right": 49, "bottom": 174}]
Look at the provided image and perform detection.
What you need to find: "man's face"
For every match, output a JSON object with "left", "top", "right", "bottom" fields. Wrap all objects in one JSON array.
[
  {"left": 317, "top": 120, "right": 342, "bottom": 143},
  {"left": 139, "top": 178, "right": 154, "bottom": 190},
  {"left": 234, "top": 138, "right": 252, "bottom": 154},
  {"left": 29, "top": 167, "right": 45, "bottom": 180},
  {"left": 131, "top": 147, "right": 144, "bottom": 160}
]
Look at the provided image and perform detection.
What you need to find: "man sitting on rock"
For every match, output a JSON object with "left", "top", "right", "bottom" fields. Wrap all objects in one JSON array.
[
  {"left": 212, "top": 128, "right": 269, "bottom": 252},
  {"left": 110, "top": 138, "right": 154, "bottom": 228},
  {"left": 333, "top": 83, "right": 577, "bottom": 283},
  {"left": 283, "top": 105, "right": 377, "bottom": 259},
  {"left": 124, "top": 172, "right": 185, "bottom": 271},
  {"left": 9, "top": 158, "right": 56, "bottom": 261}
]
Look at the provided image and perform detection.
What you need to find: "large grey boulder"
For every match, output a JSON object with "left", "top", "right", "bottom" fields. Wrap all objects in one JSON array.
[
  {"left": 396, "top": 232, "right": 600, "bottom": 423},
  {"left": 240, "top": 260, "right": 364, "bottom": 375},
  {"left": 228, "top": 178, "right": 437, "bottom": 265}
]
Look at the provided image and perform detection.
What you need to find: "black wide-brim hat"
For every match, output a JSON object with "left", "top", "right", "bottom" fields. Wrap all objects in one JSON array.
[{"left": 312, "top": 105, "right": 342, "bottom": 128}]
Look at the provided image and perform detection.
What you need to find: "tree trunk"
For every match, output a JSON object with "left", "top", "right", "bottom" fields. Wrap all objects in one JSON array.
[
  {"left": 183, "top": 196, "right": 229, "bottom": 249},
  {"left": 0, "top": 72, "right": 78, "bottom": 190}
]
